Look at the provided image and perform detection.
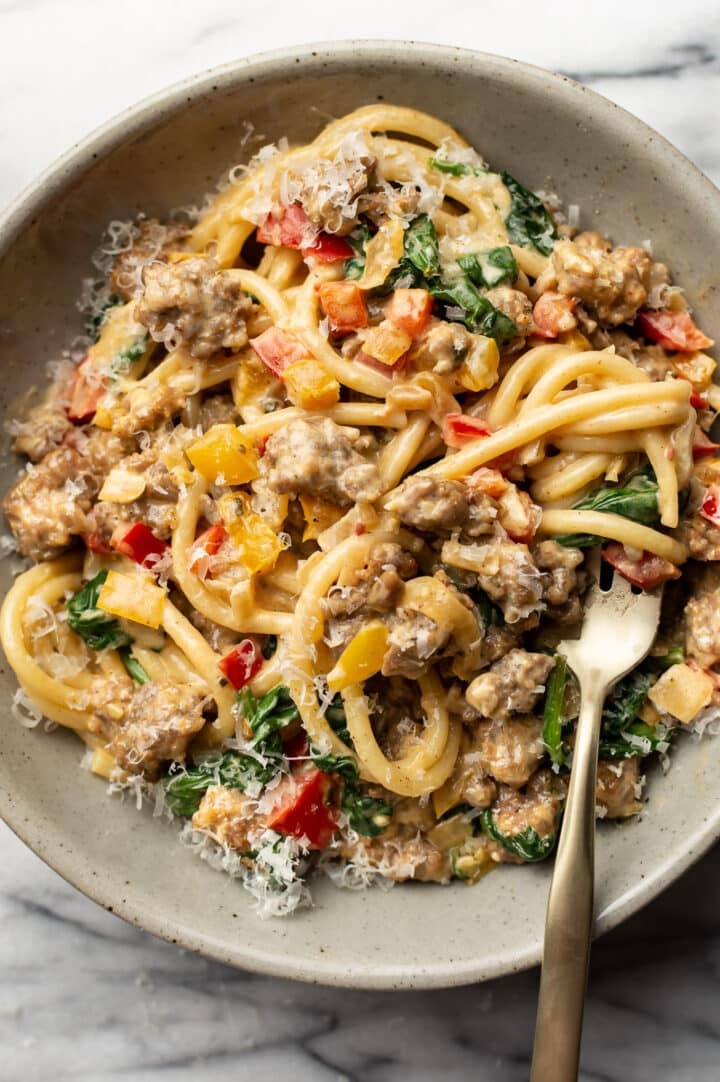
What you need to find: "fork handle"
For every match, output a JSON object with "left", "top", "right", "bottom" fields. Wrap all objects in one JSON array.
[{"left": 530, "top": 684, "right": 604, "bottom": 1082}]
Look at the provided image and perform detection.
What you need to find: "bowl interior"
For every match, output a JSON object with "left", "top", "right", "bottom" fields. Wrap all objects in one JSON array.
[{"left": 1, "top": 42, "right": 719, "bottom": 989}]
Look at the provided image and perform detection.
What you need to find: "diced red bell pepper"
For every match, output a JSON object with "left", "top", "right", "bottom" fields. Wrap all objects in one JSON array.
[
  {"left": 386, "top": 288, "right": 433, "bottom": 338},
  {"left": 603, "top": 543, "right": 681, "bottom": 589},
  {"left": 532, "top": 292, "right": 577, "bottom": 339},
  {"left": 690, "top": 390, "right": 709, "bottom": 409},
  {"left": 637, "top": 309, "right": 714, "bottom": 352},
  {"left": 267, "top": 767, "right": 337, "bottom": 849},
  {"left": 67, "top": 354, "right": 107, "bottom": 422},
  {"left": 188, "top": 523, "right": 228, "bottom": 578},
  {"left": 355, "top": 349, "right": 409, "bottom": 375},
  {"left": 218, "top": 638, "right": 263, "bottom": 690},
  {"left": 256, "top": 203, "right": 315, "bottom": 248},
  {"left": 110, "top": 522, "right": 168, "bottom": 569},
  {"left": 317, "top": 281, "right": 369, "bottom": 332},
  {"left": 249, "top": 326, "right": 309, "bottom": 377},
  {"left": 692, "top": 427, "right": 720, "bottom": 458},
  {"left": 700, "top": 486, "right": 720, "bottom": 529},
  {"left": 442, "top": 413, "right": 493, "bottom": 448},
  {"left": 84, "top": 531, "right": 113, "bottom": 555},
  {"left": 302, "top": 232, "right": 354, "bottom": 264}
]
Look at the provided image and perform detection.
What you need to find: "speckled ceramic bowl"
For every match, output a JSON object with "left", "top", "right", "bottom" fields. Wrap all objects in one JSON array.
[{"left": 1, "top": 41, "right": 719, "bottom": 989}]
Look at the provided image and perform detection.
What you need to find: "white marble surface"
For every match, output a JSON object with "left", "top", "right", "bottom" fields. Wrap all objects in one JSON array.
[{"left": 1, "top": 2, "right": 720, "bottom": 1079}]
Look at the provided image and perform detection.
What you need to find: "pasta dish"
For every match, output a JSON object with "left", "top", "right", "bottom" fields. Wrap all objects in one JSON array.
[{"left": 2, "top": 105, "right": 718, "bottom": 915}]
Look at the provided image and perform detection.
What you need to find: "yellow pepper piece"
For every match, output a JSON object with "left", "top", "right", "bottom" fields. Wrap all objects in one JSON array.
[
  {"left": 362, "top": 320, "right": 412, "bottom": 366},
  {"left": 648, "top": 663, "right": 714, "bottom": 724},
  {"left": 231, "top": 353, "right": 277, "bottom": 408},
  {"left": 558, "top": 329, "right": 592, "bottom": 351},
  {"left": 219, "top": 492, "right": 283, "bottom": 575},
  {"left": 299, "top": 495, "right": 344, "bottom": 541},
  {"left": 457, "top": 334, "right": 500, "bottom": 392},
  {"left": 326, "top": 621, "right": 389, "bottom": 691},
  {"left": 186, "top": 424, "right": 259, "bottom": 485},
  {"left": 283, "top": 358, "right": 340, "bottom": 410},
  {"left": 672, "top": 351, "right": 716, "bottom": 391},
  {"left": 97, "top": 570, "right": 166, "bottom": 629},
  {"left": 358, "top": 219, "right": 405, "bottom": 290}
]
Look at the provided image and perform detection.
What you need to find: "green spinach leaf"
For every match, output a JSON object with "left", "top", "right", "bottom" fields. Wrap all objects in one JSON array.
[
  {"left": 501, "top": 171, "right": 558, "bottom": 256},
  {"left": 458, "top": 246, "right": 518, "bottom": 289},
  {"left": 542, "top": 655, "right": 568, "bottom": 767},
  {"left": 480, "top": 808, "right": 558, "bottom": 862},
  {"left": 66, "top": 571, "right": 133, "bottom": 652},
  {"left": 164, "top": 751, "right": 276, "bottom": 818}
]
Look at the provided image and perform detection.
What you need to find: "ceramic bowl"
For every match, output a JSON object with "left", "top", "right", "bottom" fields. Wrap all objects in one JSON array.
[{"left": 1, "top": 41, "right": 719, "bottom": 989}]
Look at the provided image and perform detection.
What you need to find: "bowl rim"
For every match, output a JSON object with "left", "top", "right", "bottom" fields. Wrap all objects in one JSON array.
[{"left": 1, "top": 38, "right": 720, "bottom": 989}]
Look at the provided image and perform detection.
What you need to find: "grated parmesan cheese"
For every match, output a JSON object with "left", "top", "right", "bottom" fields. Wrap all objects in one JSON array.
[{"left": 11, "top": 688, "right": 43, "bottom": 728}]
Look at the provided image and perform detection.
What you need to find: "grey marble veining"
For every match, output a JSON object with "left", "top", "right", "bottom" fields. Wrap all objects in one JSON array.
[{"left": 1, "top": 2, "right": 719, "bottom": 1079}]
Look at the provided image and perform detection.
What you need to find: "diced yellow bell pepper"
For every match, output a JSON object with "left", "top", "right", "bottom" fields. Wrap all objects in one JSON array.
[
  {"left": 89, "top": 747, "right": 119, "bottom": 779},
  {"left": 283, "top": 358, "right": 340, "bottom": 410},
  {"left": 326, "top": 621, "right": 389, "bottom": 691},
  {"left": 231, "top": 353, "right": 277, "bottom": 408},
  {"left": 427, "top": 813, "right": 473, "bottom": 850},
  {"left": 648, "top": 663, "right": 714, "bottom": 724},
  {"left": 672, "top": 352, "right": 716, "bottom": 391},
  {"left": 97, "top": 570, "right": 166, "bottom": 629},
  {"left": 219, "top": 492, "right": 283, "bottom": 575},
  {"left": 299, "top": 495, "right": 345, "bottom": 541},
  {"left": 98, "top": 468, "right": 146, "bottom": 504},
  {"left": 92, "top": 405, "right": 113, "bottom": 430},
  {"left": 358, "top": 219, "right": 405, "bottom": 290},
  {"left": 457, "top": 334, "right": 500, "bottom": 392},
  {"left": 186, "top": 424, "right": 259, "bottom": 485},
  {"left": 558, "top": 329, "right": 592, "bottom": 351},
  {"left": 362, "top": 320, "right": 412, "bottom": 366},
  {"left": 432, "top": 773, "right": 465, "bottom": 820}
]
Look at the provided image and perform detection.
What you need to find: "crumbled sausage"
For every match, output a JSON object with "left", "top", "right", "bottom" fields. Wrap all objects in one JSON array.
[
  {"left": 466, "top": 649, "right": 554, "bottom": 720},
  {"left": 385, "top": 475, "right": 469, "bottom": 532},
  {"left": 323, "top": 542, "right": 417, "bottom": 620},
  {"left": 685, "top": 566, "right": 720, "bottom": 667},
  {"left": 108, "top": 679, "right": 207, "bottom": 778},
  {"left": 199, "top": 393, "right": 238, "bottom": 431},
  {"left": 357, "top": 184, "right": 421, "bottom": 229},
  {"left": 340, "top": 821, "right": 451, "bottom": 882},
  {"left": 484, "top": 286, "right": 533, "bottom": 337},
  {"left": 191, "top": 785, "right": 266, "bottom": 850},
  {"left": 3, "top": 429, "right": 129, "bottom": 559},
  {"left": 475, "top": 715, "right": 545, "bottom": 788},
  {"left": 381, "top": 607, "right": 450, "bottom": 679},
  {"left": 86, "top": 676, "right": 134, "bottom": 737},
  {"left": 445, "top": 538, "right": 545, "bottom": 624},
  {"left": 87, "top": 452, "right": 180, "bottom": 543},
  {"left": 110, "top": 218, "right": 188, "bottom": 300},
  {"left": 596, "top": 759, "right": 643, "bottom": 818},
  {"left": 552, "top": 232, "right": 668, "bottom": 325},
  {"left": 111, "top": 381, "right": 186, "bottom": 439},
  {"left": 443, "top": 735, "right": 498, "bottom": 809},
  {"left": 135, "top": 256, "right": 253, "bottom": 360},
  {"left": 533, "top": 539, "right": 585, "bottom": 620},
  {"left": 592, "top": 327, "right": 674, "bottom": 381},
  {"left": 260, "top": 417, "right": 382, "bottom": 505},
  {"left": 12, "top": 405, "right": 73, "bottom": 463},
  {"left": 415, "top": 320, "right": 475, "bottom": 374},
  {"left": 486, "top": 770, "right": 565, "bottom": 862},
  {"left": 676, "top": 507, "right": 720, "bottom": 561}
]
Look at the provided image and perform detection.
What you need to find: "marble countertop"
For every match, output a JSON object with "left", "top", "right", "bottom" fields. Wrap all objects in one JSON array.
[{"left": 2, "top": 2, "right": 719, "bottom": 1078}]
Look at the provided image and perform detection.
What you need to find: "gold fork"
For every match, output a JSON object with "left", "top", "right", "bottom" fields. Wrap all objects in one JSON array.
[{"left": 530, "top": 553, "right": 664, "bottom": 1082}]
